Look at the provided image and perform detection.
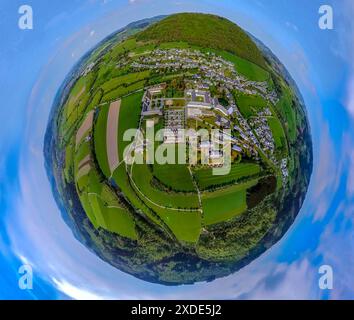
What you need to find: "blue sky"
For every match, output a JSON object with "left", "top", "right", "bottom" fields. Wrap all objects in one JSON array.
[{"left": 0, "top": 0, "right": 354, "bottom": 299}]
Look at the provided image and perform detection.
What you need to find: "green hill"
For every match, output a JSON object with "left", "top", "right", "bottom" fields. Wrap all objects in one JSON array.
[{"left": 136, "top": 13, "right": 267, "bottom": 69}]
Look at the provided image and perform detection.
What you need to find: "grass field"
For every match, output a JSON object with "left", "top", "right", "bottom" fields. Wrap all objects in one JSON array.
[
  {"left": 87, "top": 89, "right": 103, "bottom": 111},
  {"left": 102, "top": 80, "right": 145, "bottom": 102},
  {"left": 267, "top": 116, "right": 286, "bottom": 149},
  {"left": 131, "top": 163, "right": 202, "bottom": 243},
  {"left": 213, "top": 50, "right": 269, "bottom": 82},
  {"left": 102, "top": 206, "right": 137, "bottom": 239},
  {"left": 88, "top": 188, "right": 137, "bottom": 240},
  {"left": 111, "top": 38, "right": 137, "bottom": 59},
  {"left": 148, "top": 73, "right": 189, "bottom": 86},
  {"left": 234, "top": 93, "right": 268, "bottom": 118},
  {"left": 65, "top": 77, "right": 86, "bottom": 116},
  {"left": 201, "top": 179, "right": 258, "bottom": 225},
  {"left": 101, "top": 71, "right": 150, "bottom": 93},
  {"left": 78, "top": 168, "right": 137, "bottom": 240},
  {"left": 96, "top": 65, "right": 131, "bottom": 87},
  {"left": 202, "top": 190, "right": 246, "bottom": 226},
  {"left": 64, "top": 142, "right": 75, "bottom": 182},
  {"left": 75, "top": 139, "right": 91, "bottom": 165},
  {"left": 74, "top": 110, "right": 138, "bottom": 240},
  {"left": 276, "top": 87, "right": 297, "bottom": 142},
  {"left": 132, "top": 163, "right": 199, "bottom": 209},
  {"left": 157, "top": 210, "right": 201, "bottom": 243},
  {"left": 112, "top": 164, "right": 201, "bottom": 243},
  {"left": 194, "top": 163, "right": 261, "bottom": 190},
  {"left": 94, "top": 103, "right": 110, "bottom": 178},
  {"left": 234, "top": 57, "right": 269, "bottom": 82},
  {"left": 153, "top": 164, "right": 196, "bottom": 192},
  {"left": 112, "top": 165, "right": 163, "bottom": 227},
  {"left": 117, "top": 92, "right": 144, "bottom": 159},
  {"left": 62, "top": 72, "right": 98, "bottom": 135},
  {"left": 159, "top": 41, "right": 190, "bottom": 49},
  {"left": 131, "top": 44, "right": 157, "bottom": 55},
  {"left": 75, "top": 150, "right": 138, "bottom": 240}
]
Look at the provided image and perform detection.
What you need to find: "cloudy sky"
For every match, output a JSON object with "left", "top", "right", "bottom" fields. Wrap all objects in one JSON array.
[{"left": 0, "top": 0, "right": 353, "bottom": 299}]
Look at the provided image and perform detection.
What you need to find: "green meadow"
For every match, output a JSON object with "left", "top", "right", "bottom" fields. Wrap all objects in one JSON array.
[
  {"left": 201, "top": 179, "right": 258, "bottom": 226},
  {"left": 94, "top": 103, "right": 110, "bottom": 178},
  {"left": 194, "top": 163, "right": 261, "bottom": 190},
  {"left": 234, "top": 93, "right": 268, "bottom": 118}
]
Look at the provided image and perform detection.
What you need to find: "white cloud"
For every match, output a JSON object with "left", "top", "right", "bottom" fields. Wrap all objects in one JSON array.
[
  {"left": 310, "top": 122, "right": 342, "bottom": 221},
  {"left": 346, "top": 144, "right": 354, "bottom": 198},
  {"left": 345, "top": 75, "right": 354, "bottom": 118},
  {"left": 127, "top": 0, "right": 147, "bottom": 5},
  {"left": 338, "top": 0, "right": 354, "bottom": 119},
  {"left": 52, "top": 279, "right": 107, "bottom": 300},
  {"left": 285, "top": 21, "right": 298, "bottom": 32},
  {"left": 315, "top": 201, "right": 354, "bottom": 299}
]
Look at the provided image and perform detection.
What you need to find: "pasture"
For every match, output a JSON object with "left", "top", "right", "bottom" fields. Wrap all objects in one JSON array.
[
  {"left": 201, "top": 179, "right": 258, "bottom": 225},
  {"left": 268, "top": 116, "right": 286, "bottom": 149},
  {"left": 153, "top": 164, "right": 196, "bottom": 192},
  {"left": 234, "top": 93, "right": 268, "bottom": 119},
  {"left": 94, "top": 103, "right": 110, "bottom": 178},
  {"left": 117, "top": 92, "right": 144, "bottom": 159},
  {"left": 194, "top": 163, "right": 261, "bottom": 190}
]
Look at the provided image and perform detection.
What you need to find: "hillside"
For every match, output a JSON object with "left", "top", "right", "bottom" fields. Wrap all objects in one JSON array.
[{"left": 136, "top": 13, "right": 267, "bottom": 69}]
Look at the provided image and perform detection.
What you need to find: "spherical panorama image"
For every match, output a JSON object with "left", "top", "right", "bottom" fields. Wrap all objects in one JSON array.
[{"left": 45, "top": 13, "right": 313, "bottom": 285}]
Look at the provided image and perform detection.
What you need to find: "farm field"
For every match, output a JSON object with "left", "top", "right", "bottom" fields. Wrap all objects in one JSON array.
[
  {"left": 106, "top": 100, "right": 121, "bottom": 174},
  {"left": 201, "top": 179, "right": 259, "bottom": 226},
  {"left": 62, "top": 73, "right": 97, "bottom": 134},
  {"left": 65, "top": 77, "right": 86, "bottom": 116},
  {"left": 77, "top": 166, "right": 137, "bottom": 240},
  {"left": 112, "top": 163, "right": 201, "bottom": 243},
  {"left": 117, "top": 92, "right": 144, "bottom": 159},
  {"left": 159, "top": 41, "right": 190, "bottom": 49},
  {"left": 94, "top": 103, "right": 110, "bottom": 178},
  {"left": 131, "top": 43, "right": 158, "bottom": 55},
  {"left": 268, "top": 116, "right": 286, "bottom": 149},
  {"left": 64, "top": 142, "right": 75, "bottom": 182},
  {"left": 101, "top": 71, "right": 150, "bottom": 93},
  {"left": 153, "top": 164, "right": 196, "bottom": 192},
  {"left": 112, "top": 164, "right": 163, "bottom": 227},
  {"left": 211, "top": 49, "right": 269, "bottom": 82},
  {"left": 130, "top": 161, "right": 202, "bottom": 243},
  {"left": 276, "top": 86, "right": 297, "bottom": 142},
  {"left": 234, "top": 93, "right": 268, "bottom": 118},
  {"left": 158, "top": 210, "right": 201, "bottom": 243},
  {"left": 111, "top": 38, "right": 137, "bottom": 59},
  {"left": 194, "top": 163, "right": 261, "bottom": 190},
  {"left": 131, "top": 163, "right": 200, "bottom": 210},
  {"left": 99, "top": 206, "right": 137, "bottom": 240},
  {"left": 102, "top": 80, "right": 145, "bottom": 102}
]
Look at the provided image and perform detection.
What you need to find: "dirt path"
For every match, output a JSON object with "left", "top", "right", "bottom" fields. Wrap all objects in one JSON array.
[
  {"left": 188, "top": 166, "right": 203, "bottom": 214},
  {"left": 107, "top": 99, "right": 121, "bottom": 174},
  {"left": 127, "top": 163, "right": 201, "bottom": 213}
]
